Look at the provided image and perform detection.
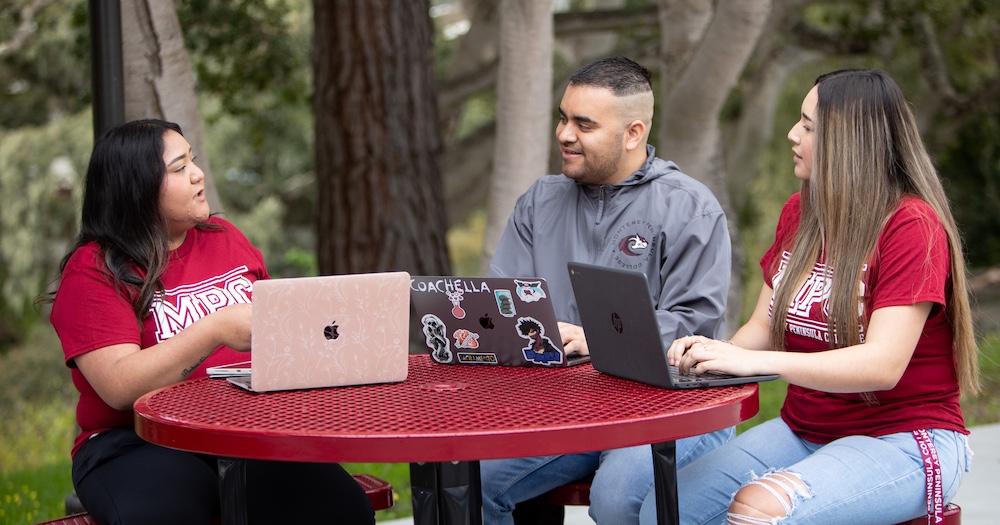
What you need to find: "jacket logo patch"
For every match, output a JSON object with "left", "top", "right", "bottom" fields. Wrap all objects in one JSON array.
[
  {"left": 618, "top": 234, "right": 648, "bottom": 256},
  {"left": 611, "top": 221, "right": 658, "bottom": 270}
]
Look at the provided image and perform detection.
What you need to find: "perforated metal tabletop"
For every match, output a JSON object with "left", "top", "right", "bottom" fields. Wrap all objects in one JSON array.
[{"left": 134, "top": 354, "right": 758, "bottom": 464}]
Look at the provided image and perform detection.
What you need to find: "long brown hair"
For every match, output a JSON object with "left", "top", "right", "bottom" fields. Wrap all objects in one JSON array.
[{"left": 769, "top": 69, "right": 979, "bottom": 395}]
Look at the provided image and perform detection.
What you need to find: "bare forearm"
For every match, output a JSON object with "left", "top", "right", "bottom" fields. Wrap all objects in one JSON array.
[
  {"left": 76, "top": 305, "right": 251, "bottom": 410},
  {"left": 752, "top": 345, "right": 901, "bottom": 392},
  {"left": 675, "top": 303, "right": 929, "bottom": 393}
]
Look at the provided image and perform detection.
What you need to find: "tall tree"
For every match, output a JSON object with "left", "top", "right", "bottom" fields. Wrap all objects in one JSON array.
[
  {"left": 313, "top": 1, "right": 450, "bottom": 275},
  {"left": 655, "top": 0, "right": 773, "bottom": 331},
  {"left": 479, "top": 0, "right": 554, "bottom": 272},
  {"left": 120, "top": 0, "right": 222, "bottom": 212}
]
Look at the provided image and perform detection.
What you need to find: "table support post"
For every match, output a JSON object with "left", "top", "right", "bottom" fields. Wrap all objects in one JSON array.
[
  {"left": 410, "top": 461, "right": 483, "bottom": 525},
  {"left": 411, "top": 462, "right": 440, "bottom": 524},
  {"left": 218, "top": 457, "right": 249, "bottom": 525},
  {"left": 651, "top": 441, "right": 679, "bottom": 525}
]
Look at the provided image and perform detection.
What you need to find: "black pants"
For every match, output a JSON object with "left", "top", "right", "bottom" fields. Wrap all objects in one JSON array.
[{"left": 72, "top": 428, "right": 375, "bottom": 525}]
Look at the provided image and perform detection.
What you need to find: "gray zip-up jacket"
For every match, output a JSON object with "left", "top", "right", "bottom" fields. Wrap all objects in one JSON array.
[{"left": 489, "top": 145, "right": 731, "bottom": 341}]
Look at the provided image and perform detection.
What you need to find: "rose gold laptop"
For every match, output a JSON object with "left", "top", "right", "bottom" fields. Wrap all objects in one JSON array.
[{"left": 226, "top": 272, "right": 410, "bottom": 392}]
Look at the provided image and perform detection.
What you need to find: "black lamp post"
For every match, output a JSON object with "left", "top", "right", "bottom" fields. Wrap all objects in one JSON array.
[{"left": 89, "top": 0, "right": 124, "bottom": 139}]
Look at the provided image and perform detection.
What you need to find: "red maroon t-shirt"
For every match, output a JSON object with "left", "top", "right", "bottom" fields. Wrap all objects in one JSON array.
[
  {"left": 51, "top": 217, "right": 268, "bottom": 457},
  {"left": 761, "top": 193, "right": 967, "bottom": 444}
]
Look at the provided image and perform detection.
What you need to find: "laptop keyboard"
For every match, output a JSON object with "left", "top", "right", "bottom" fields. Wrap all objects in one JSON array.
[{"left": 669, "top": 365, "right": 738, "bottom": 383}]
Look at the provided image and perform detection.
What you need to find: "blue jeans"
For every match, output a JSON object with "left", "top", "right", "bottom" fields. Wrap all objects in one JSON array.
[
  {"left": 480, "top": 427, "right": 734, "bottom": 525},
  {"left": 638, "top": 418, "right": 972, "bottom": 525}
]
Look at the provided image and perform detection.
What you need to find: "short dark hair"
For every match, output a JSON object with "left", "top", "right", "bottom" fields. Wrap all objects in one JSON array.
[
  {"left": 568, "top": 56, "right": 653, "bottom": 97},
  {"left": 518, "top": 319, "right": 542, "bottom": 336}
]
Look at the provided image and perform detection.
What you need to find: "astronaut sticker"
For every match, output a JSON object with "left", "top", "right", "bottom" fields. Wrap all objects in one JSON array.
[
  {"left": 516, "top": 316, "right": 563, "bottom": 366},
  {"left": 421, "top": 313, "right": 453, "bottom": 363}
]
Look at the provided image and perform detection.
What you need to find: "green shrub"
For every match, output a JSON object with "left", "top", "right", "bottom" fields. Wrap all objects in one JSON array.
[{"left": 964, "top": 333, "right": 1000, "bottom": 426}]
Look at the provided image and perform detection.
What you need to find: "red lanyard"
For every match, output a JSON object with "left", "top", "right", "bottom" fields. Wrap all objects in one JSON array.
[{"left": 912, "top": 429, "right": 943, "bottom": 524}]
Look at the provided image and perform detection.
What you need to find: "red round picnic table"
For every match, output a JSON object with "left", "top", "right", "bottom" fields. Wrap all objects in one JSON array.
[{"left": 135, "top": 354, "right": 759, "bottom": 525}]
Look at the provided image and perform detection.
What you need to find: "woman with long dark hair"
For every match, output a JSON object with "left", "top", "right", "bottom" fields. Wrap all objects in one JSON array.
[{"left": 49, "top": 119, "right": 374, "bottom": 524}]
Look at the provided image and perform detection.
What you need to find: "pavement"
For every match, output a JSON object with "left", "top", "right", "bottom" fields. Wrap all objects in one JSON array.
[
  {"left": 954, "top": 422, "right": 999, "bottom": 525},
  {"left": 380, "top": 422, "right": 1000, "bottom": 524}
]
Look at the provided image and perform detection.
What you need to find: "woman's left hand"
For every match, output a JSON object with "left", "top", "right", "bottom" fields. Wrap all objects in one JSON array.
[{"left": 667, "top": 336, "right": 766, "bottom": 377}]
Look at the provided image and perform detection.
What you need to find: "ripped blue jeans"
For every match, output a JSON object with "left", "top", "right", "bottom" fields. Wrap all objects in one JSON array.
[{"left": 638, "top": 417, "right": 971, "bottom": 525}]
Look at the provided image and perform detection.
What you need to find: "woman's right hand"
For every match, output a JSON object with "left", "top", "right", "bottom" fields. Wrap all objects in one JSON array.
[{"left": 213, "top": 303, "right": 252, "bottom": 352}]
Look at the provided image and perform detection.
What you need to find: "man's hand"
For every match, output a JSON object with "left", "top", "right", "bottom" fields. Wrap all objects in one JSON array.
[{"left": 558, "top": 322, "right": 590, "bottom": 356}]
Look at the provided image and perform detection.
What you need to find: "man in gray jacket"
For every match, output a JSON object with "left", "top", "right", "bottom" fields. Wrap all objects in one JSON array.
[{"left": 480, "top": 56, "right": 733, "bottom": 525}]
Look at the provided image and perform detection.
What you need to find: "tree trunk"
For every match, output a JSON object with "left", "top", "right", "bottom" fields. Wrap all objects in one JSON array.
[
  {"left": 656, "top": 0, "right": 713, "bottom": 95},
  {"left": 656, "top": 0, "right": 773, "bottom": 333},
  {"left": 313, "top": 0, "right": 450, "bottom": 276},
  {"left": 479, "top": 0, "right": 554, "bottom": 273},
  {"left": 119, "top": 0, "right": 221, "bottom": 213}
]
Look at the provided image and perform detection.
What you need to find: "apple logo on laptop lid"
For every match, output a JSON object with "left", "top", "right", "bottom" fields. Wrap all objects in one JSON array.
[{"left": 324, "top": 321, "right": 340, "bottom": 340}]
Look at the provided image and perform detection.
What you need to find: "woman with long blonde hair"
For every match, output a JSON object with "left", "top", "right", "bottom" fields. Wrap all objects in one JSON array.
[{"left": 644, "top": 69, "right": 977, "bottom": 524}]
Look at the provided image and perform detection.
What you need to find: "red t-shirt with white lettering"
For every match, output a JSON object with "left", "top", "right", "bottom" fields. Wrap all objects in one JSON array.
[
  {"left": 51, "top": 217, "right": 268, "bottom": 457},
  {"left": 761, "top": 193, "right": 967, "bottom": 443}
]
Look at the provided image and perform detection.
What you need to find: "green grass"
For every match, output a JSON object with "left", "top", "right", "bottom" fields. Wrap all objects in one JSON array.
[
  {"left": 0, "top": 463, "right": 73, "bottom": 525},
  {"left": 2, "top": 322, "right": 997, "bottom": 525},
  {"left": 0, "top": 324, "right": 77, "bottom": 525},
  {"left": 0, "top": 396, "right": 77, "bottom": 524}
]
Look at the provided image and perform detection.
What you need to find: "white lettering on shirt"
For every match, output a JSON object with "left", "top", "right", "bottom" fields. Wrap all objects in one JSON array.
[
  {"left": 151, "top": 266, "right": 254, "bottom": 342},
  {"left": 770, "top": 252, "right": 868, "bottom": 345}
]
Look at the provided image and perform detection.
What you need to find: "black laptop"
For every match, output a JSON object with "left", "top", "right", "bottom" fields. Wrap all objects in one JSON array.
[{"left": 567, "top": 262, "right": 779, "bottom": 389}]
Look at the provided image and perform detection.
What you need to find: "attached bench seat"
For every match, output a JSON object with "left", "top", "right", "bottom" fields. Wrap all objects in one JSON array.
[
  {"left": 33, "top": 515, "right": 96, "bottom": 525},
  {"left": 351, "top": 472, "right": 396, "bottom": 511},
  {"left": 35, "top": 473, "right": 394, "bottom": 525}
]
